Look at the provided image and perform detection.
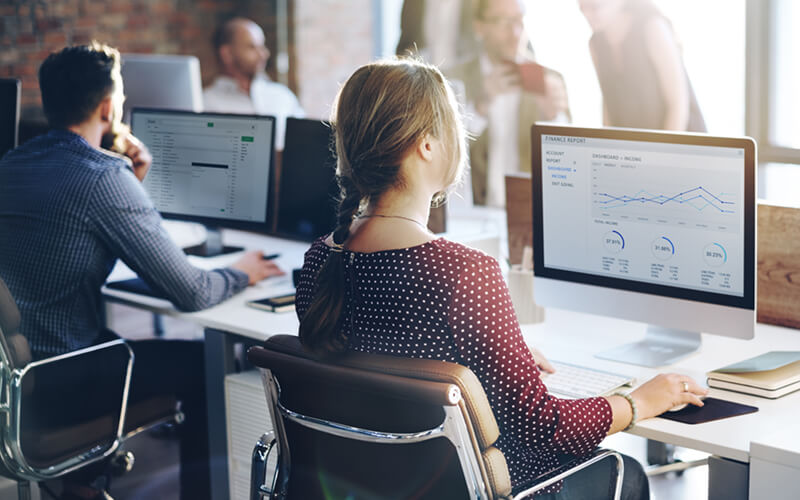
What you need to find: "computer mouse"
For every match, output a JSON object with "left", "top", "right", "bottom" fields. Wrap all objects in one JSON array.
[{"left": 668, "top": 395, "right": 707, "bottom": 412}]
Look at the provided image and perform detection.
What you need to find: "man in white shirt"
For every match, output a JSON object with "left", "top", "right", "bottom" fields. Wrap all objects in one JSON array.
[
  {"left": 449, "top": 0, "right": 570, "bottom": 207},
  {"left": 203, "top": 17, "right": 304, "bottom": 149}
]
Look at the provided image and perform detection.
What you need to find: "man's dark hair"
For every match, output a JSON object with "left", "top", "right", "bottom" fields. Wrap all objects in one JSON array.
[
  {"left": 212, "top": 17, "right": 248, "bottom": 54},
  {"left": 38, "top": 42, "right": 121, "bottom": 129}
]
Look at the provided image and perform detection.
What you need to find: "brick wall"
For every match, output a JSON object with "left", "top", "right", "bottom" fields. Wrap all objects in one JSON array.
[
  {"left": 0, "top": 0, "right": 280, "bottom": 115},
  {"left": 0, "top": 0, "right": 379, "bottom": 124}
]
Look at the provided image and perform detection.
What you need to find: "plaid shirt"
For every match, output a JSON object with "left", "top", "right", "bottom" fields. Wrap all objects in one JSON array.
[{"left": 0, "top": 130, "right": 248, "bottom": 359}]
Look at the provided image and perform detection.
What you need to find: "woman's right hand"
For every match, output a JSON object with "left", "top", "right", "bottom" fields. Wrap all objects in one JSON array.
[{"left": 631, "top": 373, "right": 708, "bottom": 420}]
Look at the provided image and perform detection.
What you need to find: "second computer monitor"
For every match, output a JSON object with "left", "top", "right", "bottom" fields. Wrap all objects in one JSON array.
[
  {"left": 275, "top": 117, "right": 338, "bottom": 241},
  {"left": 121, "top": 54, "right": 203, "bottom": 123},
  {"left": 531, "top": 124, "right": 756, "bottom": 367},
  {"left": 132, "top": 109, "right": 275, "bottom": 254}
]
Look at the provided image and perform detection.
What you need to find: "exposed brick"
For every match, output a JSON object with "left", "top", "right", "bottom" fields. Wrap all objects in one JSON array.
[
  {"left": 16, "top": 33, "right": 37, "bottom": 45},
  {"left": 43, "top": 32, "right": 67, "bottom": 45}
]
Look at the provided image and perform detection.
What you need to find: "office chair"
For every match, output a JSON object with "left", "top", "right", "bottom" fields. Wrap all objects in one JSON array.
[
  {"left": 0, "top": 278, "right": 181, "bottom": 500},
  {"left": 248, "top": 335, "right": 624, "bottom": 500}
]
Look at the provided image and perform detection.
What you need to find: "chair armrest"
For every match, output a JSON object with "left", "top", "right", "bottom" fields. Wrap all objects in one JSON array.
[
  {"left": 512, "top": 448, "right": 624, "bottom": 500},
  {"left": 22, "top": 338, "right": 133, "bottom": 373},
  {"left": 1, "top": 339, "right": 134, "bottom": 481}
]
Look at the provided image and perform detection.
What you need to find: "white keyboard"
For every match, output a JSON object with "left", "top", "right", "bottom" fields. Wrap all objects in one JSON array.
[{"left": 542, "top": 361, "right": 635, "bottom": 399}]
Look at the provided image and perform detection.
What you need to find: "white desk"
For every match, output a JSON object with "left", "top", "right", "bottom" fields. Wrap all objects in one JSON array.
[
  {"left": 103, "top": 219, "right": 800, "bottom": 500},
  {"left": 522, "top": 308, "right": 800, "bottom": 499},
  {"left": 749, "top": 426, "right": 800, "bottom": 499}
]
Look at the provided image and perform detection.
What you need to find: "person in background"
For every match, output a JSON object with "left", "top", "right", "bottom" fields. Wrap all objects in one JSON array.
[
  {"left": 0, "top": 43, "right": 281, "bottom": 500},
  {"left": 203, "top": 17, "right": 304, "bottom": 149},
  {"left": 295, "top": 57, "right": 707, "bottom": 499},
  {"left": 450, "top": 0, "right": 571, "bottom": 207},
  {"left": 395, "top": 0, "right": 478, "bottom": 71},
  {"left": 579, "top": 0, "right": 706, "bottom": 131}
]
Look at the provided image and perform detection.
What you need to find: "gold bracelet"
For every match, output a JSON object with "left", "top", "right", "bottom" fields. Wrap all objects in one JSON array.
[{"left": 613, "top": 392, "right": 637, "bottom": 431}]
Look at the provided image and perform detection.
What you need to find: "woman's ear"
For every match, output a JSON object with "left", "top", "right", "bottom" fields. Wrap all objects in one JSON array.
[{"left": 417, "top": 134, "right": 435, "bottom": 162}]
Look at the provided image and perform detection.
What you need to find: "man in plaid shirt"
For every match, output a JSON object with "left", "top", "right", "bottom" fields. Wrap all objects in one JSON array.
[{"left": 0, "top": 43, "right": 280, "bottom": 500}]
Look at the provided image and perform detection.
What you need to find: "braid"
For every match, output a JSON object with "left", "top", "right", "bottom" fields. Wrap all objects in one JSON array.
[
  {"left": 298, "top": 174, "right": 362, "bottom": 355},
  {"left": 332, "top": 175, "right": 362, "bottom": 244}
]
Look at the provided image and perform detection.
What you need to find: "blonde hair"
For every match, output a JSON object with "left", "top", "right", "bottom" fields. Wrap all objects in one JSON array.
[{"left": 299, "top": 58, "right": 467, "bottom": 355}]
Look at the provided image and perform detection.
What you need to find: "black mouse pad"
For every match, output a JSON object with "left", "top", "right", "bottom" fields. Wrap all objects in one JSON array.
[{"left": 658, "top": 397, "right": 758, "bottom": 424}]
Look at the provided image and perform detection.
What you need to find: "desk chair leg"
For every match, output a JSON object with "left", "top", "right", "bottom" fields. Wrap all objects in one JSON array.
[{"left": 17, "top": 481, "right": 31, "bottom": 500}]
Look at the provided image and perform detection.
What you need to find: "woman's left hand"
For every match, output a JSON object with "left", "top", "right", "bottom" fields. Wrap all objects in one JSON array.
[{"left": 529, "top": 346, "right": 556, "bottom": 374}]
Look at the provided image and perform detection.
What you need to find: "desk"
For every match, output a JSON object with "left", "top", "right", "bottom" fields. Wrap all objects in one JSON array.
[
  {"left": 522, "top": 308, "right": 800, "bottom": 498},
  {"left": 104, "top": 221, "right": 800, "bottom": 500}
]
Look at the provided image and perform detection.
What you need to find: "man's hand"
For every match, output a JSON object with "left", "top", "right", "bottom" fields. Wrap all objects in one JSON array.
[
  {"left": 477, "top": 62, "right": 522, "bottom": 116},
  {"left": 121, "top": 133, "right": 153, "bottom": 182},
  {"left": 232, "top": 251, "right": 285, "bottom": 285}
]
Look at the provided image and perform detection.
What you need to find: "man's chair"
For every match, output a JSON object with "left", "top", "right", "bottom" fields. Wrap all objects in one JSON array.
[
  {"left": 0, "top": 278, "right": 181, "bottom": 500},
  {"left": 248, "top": 335, "right": 624, "bottom": 500}
]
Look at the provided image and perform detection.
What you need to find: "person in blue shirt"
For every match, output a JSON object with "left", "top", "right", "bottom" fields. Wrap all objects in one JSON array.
[{"left": 0, "top": 42, "right": 281, "bottom": 500}]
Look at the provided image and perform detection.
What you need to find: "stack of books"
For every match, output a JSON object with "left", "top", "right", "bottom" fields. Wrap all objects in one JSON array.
[{"left": 707, "top": 351, "right": 800, "bottom": 399}]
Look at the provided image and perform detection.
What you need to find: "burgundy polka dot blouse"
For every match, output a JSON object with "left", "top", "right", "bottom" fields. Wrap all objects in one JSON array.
[{"left": 295, "top": 237, "right": 613, "bottom": 491}]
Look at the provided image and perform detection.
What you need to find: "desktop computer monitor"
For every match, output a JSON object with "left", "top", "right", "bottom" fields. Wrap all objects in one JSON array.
[
  {"left": 131, "top": 109, "right": 276, "bottom": 256},
  {"left": 531, "top": 124, "right": 756, "bottom": 367},
  {"left": 121, "top": 54, "right": 203, "bottom": 123},
  {"left": 0, "top": 78, "right": 20, "bottom": 159},
  {"left": 274, "top": 117, "right": 338, "bottom": 241}
]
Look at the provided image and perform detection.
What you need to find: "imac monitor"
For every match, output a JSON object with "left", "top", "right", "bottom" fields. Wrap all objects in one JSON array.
[
  {"left": 0, "top": 78, "right": 20, "bottom": 159},
  {"left": 121, "top": 54, "right": 203, "bottom": 123},
  {"left": 531, "top": 125, "right": 756, "bottom": 367},
  {"left": 131, "top": 109, "right": 276, "bottom": 256},
  {"left": 274, "top": 117, "right": 338, "bottom": 241}
]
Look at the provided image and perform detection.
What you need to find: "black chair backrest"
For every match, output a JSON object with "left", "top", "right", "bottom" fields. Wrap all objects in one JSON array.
[{"left": 0, "top": 278, "right": 32, "bottom": 369}]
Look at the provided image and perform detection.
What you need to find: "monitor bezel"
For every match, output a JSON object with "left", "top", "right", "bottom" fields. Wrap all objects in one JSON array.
[
  {"left": 531, "top": 124, "right": 756, "bottom": 311},
  {"left": 131, "top": 108, "right": 276, "bottom": 234}
]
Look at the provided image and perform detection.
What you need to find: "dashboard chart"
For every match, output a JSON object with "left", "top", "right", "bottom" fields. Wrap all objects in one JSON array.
[{"left": 540, "top": 135, "right": 746, "bottom": 297}]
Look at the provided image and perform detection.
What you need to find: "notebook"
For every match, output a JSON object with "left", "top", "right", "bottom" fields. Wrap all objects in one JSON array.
[{"left": 707, "top": 351, "right": 800, "bottom": 398}]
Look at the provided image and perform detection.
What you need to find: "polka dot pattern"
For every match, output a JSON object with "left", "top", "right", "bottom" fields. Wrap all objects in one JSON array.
[{"left": 296, "top": 237, "right": 613, "bottom": 491}]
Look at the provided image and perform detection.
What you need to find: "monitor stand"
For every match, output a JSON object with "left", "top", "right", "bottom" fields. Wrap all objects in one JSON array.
[
  {"left": 595, "top": 326, "right": 702, "bottom": 368},
  {"left": 183, "top": 227, "right": 243, "bottom": 257}
]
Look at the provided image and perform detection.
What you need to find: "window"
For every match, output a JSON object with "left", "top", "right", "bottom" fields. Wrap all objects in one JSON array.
[
  {"left": 524, "top": 0, "right": 746, "bottom": 135},
  {"left": 768, "top": 0, "right": 800, "bottom": 150}
]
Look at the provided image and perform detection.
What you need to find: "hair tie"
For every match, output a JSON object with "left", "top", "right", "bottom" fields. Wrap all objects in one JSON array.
[{"left": 329, "top": 241, "right": 344, "bottom": 253}]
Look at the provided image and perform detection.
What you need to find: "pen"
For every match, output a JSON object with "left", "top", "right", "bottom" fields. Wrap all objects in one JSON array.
[{"left": 262, "top": 253, "right": 281, "bottom": 260}]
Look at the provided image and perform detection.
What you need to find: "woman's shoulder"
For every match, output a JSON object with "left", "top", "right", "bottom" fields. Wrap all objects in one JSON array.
[{"left": 429, "top": 238, "right": 500, "bottom": 270}]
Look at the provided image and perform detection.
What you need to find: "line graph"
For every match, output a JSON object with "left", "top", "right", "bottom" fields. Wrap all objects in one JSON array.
[
  {"left": 596, "top": 186, "right": 736, "bottom": 214},
  {"left": 590, "top": 161, "right": 741, "bottom": 231}
]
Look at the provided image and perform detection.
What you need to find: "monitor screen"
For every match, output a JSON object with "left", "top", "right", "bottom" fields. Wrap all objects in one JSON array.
[
  {"left": 531, "top": 125, "right": 756, "bottom": 363},
  {"left": 0, "top": 79, "right": 20, "bottom": 159},
  {"left": 121, "top": 54, "right": 203, "bottom": 123},
  {"left": 132, "top": 109, "right": 275, "bottom": 232},
  {"left": 274, "top": 117, "right": 338, "bottom": 241}
]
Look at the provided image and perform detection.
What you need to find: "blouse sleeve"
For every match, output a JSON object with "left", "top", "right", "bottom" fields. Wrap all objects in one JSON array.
[{"left": 447, "top": 253, "right": 612, "bottom": 456}]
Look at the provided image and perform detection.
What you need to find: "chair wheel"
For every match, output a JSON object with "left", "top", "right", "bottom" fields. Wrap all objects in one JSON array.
[{"left": 109, "top": 450, "right": 135, "bottom": 476}]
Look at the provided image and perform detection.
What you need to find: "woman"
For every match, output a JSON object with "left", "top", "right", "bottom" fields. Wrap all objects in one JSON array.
[
  {"left": 579, "top": 0, "right": 706, "bottom": 132},
  {"left": 295, "top": 58, "right": 706, "bottom": 498}
]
